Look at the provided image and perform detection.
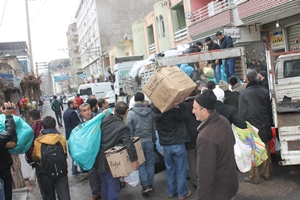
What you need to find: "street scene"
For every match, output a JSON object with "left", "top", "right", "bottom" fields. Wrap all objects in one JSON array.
[{"left": 0, "top": 0, "right": 300, "bottom": 200}]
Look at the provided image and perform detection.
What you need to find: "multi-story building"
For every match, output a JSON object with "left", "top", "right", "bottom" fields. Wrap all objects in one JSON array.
[
  {"left": 0, "top": 41, "right": 31, "bottom": 74},
  {"left": 66, "top": 22, "right": 83, "bottom": 87},
  {"left": 132, "top": 0, "right": 191, "bottom": 57},
  {"left": 74, "top": 0, "right": 162, "bottom": 82}
]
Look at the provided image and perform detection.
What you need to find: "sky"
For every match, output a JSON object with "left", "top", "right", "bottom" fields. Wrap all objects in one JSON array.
[{"left": 0, "top": 0, "right": 80, "bottom": 65}]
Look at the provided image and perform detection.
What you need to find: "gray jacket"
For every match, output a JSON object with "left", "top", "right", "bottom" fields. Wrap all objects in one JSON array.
[{"left": 126, "top": 102, "right": 156, "bottom": 143}]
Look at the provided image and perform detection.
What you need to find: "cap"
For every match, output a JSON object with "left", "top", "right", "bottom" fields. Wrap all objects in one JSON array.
[{"left": 219, "top": 80, "right": 229, "bottom": 91}]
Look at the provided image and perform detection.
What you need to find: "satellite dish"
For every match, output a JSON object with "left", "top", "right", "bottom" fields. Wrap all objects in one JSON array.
[{"left": 185, "top": 12, "right": 193, "bottom": 19}]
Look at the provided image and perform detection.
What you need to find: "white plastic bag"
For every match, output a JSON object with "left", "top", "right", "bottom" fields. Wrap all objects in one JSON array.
[
  {"left": 232, "top": 125, "right": 252, "bottom": 173},
  {"left": 124, "top": 170, "right": 139, "bottom": 187}
]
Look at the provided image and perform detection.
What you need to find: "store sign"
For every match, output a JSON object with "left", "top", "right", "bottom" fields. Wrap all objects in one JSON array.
[
  {"left": 290, "top": 36, "right": 300, "bottom": 51},
  {"left": 224, "top": 28, "right": 241, "bottom": 38},
  {"left": 269, "top": 27, "right": 285, "bottom": 50}
]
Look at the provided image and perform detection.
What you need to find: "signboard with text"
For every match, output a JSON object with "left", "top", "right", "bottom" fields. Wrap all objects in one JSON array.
[
  {"left": 269, "top": 27, "right": 285, "bottom": 50},
  {"left": 224, "top": 28, "right": 241, "bottom": 39}
]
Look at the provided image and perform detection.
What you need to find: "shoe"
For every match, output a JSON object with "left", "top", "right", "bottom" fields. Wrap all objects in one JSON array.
[
  {"left": 259, "top": 173, "right": 272, "bottom": 181},
  {"left": 120, "top": 181, "right": 126, "bottom": 188},
  {"left": 148, "top": 185, "right": 153, "bottom": 192},
  {"left": 91, "top": 196, "right": 102, "bottom": 200},
  {"left": 72, "top": 171, "right": 80, "bottom": 175},
  {"left": 179, "top": 190, "right": 192, "bottom": 200},
  {"left": 244, "top": 177, "right": 260, "bottom": 185},
  {"left": 142, "top": 186, "right": 151, "bottom": 194},
  {"left": 168, "top": 192, "right": 178, "bottom": 199}
]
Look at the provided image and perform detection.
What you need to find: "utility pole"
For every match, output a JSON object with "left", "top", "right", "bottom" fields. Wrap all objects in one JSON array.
[{"left": 25, "top": 0, "right": 34, "bottom": 72}]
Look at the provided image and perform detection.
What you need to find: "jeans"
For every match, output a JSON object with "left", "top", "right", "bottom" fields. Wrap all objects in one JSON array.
[
  {"left": 54, "top": 111, "right": 62, "bottom": 126},
  {"left": 0, "top": 168, "right": 12, "bottom": 200},
  {"left": 139, "top": 141, "right": 155, "bottom": 187},
  {"left": 225, "top": 58, "right": 236, "bottom": 80},
  {"left": 213, "top": 64, "right": 221, "bottom": 84},
  {"left": 89, "top": 168, "right": 101, "bottom": 198},
  {"left": 35, "top": 166, "right": 46, "bottom": 200},
  {"left": 163, "top": 144, "right": 188, "bottom": 198},
  {"left": 99, "top": 172, "right": 120, "bottom": 200},
  {"left": 41, "top": 174, "right": 70, "bottom": 200}
]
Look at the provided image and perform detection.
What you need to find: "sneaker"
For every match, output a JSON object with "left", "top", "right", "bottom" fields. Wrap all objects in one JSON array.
[
  {"left": 168, "top": 192, "right": 178, "bottom": 199},
  {"left": 178, "top": 190, "right": 192, "bottom": 200},
  {"left": 148, "top": 185, "right": 153, "bottom": 192},
  {"left": 120, "top": 181, "right": 126, "bottom": 188},
  {"left": 244, "top": 177, "right": 260, "bottom": 184},
  {"left": 259, "top": 173, "right": 272, "bottom": 181},
  {"left": 142, "top": 186, "right": 151, "bottom": 194}
]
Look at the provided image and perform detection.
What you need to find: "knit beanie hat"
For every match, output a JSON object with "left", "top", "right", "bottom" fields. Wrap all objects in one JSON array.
[
  {"left": 213, "top": 88, "right": 225, "bottom": 102},
  {"left": 259, "top": 71, "right": 267, "bottom": 78},
  {"left": 219, "top": 80, "right": 229, "bottom": 91},
  {"left": 86, "top": 98, "right": 97, "bottom": 109},
  {"left": 195, "top": 89, "right": 216, "bottom": 110}
]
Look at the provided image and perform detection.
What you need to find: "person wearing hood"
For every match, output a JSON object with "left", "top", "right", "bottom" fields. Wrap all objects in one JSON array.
[
  {"left": 229, "top": 76, "right": 247, "bottom": 93},
  {"left": 126, "top": 92, "right": 156, "bottom": 194}
]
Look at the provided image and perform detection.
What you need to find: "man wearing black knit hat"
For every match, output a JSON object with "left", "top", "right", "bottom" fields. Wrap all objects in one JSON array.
[{"left": 192, "top": 90, "right": 238, "bottom": 200}]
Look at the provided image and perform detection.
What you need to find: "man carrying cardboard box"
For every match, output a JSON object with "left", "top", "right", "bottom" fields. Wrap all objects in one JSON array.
[{"left": 94, "top": 101, "right": 139, "bottom": 200}]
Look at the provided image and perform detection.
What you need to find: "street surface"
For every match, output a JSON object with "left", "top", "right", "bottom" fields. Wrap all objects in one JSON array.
[{"left": 26, "top": 101, "right": 300, "bottom": 200}]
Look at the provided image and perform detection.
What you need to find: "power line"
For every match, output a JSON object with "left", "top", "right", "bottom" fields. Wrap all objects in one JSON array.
[
  {"left": 30, "top": 0, "right": 48, "bottom": 21},
  {"left": 0, "top": 0, "right": 8, "bottom": 27}
]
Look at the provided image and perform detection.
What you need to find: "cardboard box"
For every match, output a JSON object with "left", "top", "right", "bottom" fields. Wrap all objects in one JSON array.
[
  {"left": 142, "top": 65, "right": 196, "bottom": 113},
  {"left": 105, "top": 137, "right": 145, "bottom": 178}
]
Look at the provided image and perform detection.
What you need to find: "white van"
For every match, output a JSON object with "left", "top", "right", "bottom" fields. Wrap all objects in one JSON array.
[{"left": 78, "top": 82, "right": 114, "bottom": 100}]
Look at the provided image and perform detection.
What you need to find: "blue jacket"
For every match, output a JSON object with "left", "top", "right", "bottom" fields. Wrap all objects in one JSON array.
[
  {"left": 63, "top": 107, "right": 80, "bottom": 140},
  {"left": 220, "top": 36, "right": 234, "bottom": 49},
  {"left": 126, "top": 102, "right": 156, "bottom": 143}
]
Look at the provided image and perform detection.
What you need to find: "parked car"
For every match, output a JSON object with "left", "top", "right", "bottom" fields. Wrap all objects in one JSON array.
[
  {"left": 105, "top": 91, "right": 116, "bottom": 107},
  {"left": 63, "top": 95, "right": 75, "bottom": 104}
]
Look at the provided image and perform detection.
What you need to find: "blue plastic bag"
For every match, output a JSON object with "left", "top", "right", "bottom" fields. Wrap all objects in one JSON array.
[
  {"left": 0, "top": 114, "right": 34, "bottom": 154},
  {"left": 220, "top": 63, "right": 227, "bottom": 82},
  {"left": 68, "top": 109, "right": 112, "bottom": 171}
]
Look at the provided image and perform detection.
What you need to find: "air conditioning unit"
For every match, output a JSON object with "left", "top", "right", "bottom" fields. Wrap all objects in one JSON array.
[{"left": 207, "top": 1, "right": 222, "bottom": 17}]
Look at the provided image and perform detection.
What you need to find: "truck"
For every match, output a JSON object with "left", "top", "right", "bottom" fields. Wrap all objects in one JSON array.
[
  {"left": 267, "top": 49, "right": 300, "bottom": 165},
  {"left": 121, "top": 47, "right": 248, "bottom": 102},
  {"left": 78, "top": 82, "right": 114, "bottom": 100}
]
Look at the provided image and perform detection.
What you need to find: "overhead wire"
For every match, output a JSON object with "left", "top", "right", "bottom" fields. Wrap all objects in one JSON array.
[
  {"left": 30, "top": 0, "right": 48, "bottom": 21},
  {"left": 0, "top": 0, "right": 8, "bottom": 27}
]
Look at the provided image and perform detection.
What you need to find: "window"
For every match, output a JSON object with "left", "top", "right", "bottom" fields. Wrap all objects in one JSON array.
[
  {"left": 159, "top": 15, "right": 165, "bottom": 37},
  {"left": 284, "top": 59, "right": 300, "bottom": 78}
]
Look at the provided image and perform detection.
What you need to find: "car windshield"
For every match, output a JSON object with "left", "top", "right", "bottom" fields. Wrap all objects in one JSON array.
[{"left": 79, "top": 88, "right": 92, "bottom": 95}]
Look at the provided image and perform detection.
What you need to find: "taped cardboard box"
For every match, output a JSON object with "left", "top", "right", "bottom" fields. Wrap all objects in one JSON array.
[
  {"left": 105, "top": 137, "right": 145, "bottom": 178},
  {"left": 142, "top": 65, "right": 196, "bottom": 113}
]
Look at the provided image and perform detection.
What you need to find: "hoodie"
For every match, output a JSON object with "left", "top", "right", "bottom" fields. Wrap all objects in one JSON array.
[
  {"left": 126, "top": 102, "right": 156, "bottom": 143},
  {"left": 32, "top": 128, "right": 67, "bottom": 161},
  {"left": 51, "top": 99, "right": 63, "bottom": 112}
]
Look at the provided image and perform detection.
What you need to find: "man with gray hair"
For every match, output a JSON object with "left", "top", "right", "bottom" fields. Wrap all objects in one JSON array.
[{"left": 238, "top": 69, "right": 272, "bottom": 185}]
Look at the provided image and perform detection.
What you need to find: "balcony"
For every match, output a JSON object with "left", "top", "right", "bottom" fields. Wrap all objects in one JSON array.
[
  {"left": 149, "top": 43, "right": 156, "bottom": 53},
  {"left": 174, "top": 28, "right": 188, "bottom": 42},
  {"left": 237, "top": 0, "right": 300, "bottom": 24},
  {"left": 189, "top": 0, "right": 234, "bottom": 39}
]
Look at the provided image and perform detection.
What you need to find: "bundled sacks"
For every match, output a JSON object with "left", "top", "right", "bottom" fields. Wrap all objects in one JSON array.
[
  {"left": 0, "top": 114, "right": 34, "bottom": 154},
  {"left": 68, "top": 109, "right": 112, "bottom": 171}
]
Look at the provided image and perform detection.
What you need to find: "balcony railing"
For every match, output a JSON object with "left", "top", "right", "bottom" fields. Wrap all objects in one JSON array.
[
  {"left": 174, "top": 28, "right": 188, "bottom": 42},
  {"left": 191, "top": 0, "right": 243, "bottom": 24},
  {"left": 149, "top": 43, "right": 156, "bottom": 53}
]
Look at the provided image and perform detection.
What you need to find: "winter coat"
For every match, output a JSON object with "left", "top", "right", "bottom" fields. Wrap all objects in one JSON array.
[
  {"left": 231, "top": 82, "right": 247, "bottom": 93},
  {"left": 63, "top": 107, "right": 81, "bottom": 140},
  {"left": 224, "top": 90, "right": 240, "bottom": 112},
  {"left": 214, "top": 101, "right": 247, "bottom": 129},
  {"left": 196, "top": 110, "right": 238, "bottom": 200},
  {"left": 0, "top": 115, "right": 17, "bottom": 170},
  {"left": 207, "top": 42, "right": 222, "bottom": 65},
  {"left": 153, "top": 102, "right": 190, "bottom": 145},
  {"left": 184, "top": 97, "right": 200, "bottom": 150},
  {"left": 25, "top": 120, "right": 43, "bottom": 166},
  {"left": 94, "top": 113, "right": 138, "bottom": 172},
  {"left": 219, "top": 36, "right": 234, "bottom": 49},
  {"left": 238, "top": 81, "right": 272, "bottom": 143},
  {"left": 126, "top": 102, "right": 156, "bottom": 143},
  {"left": 259, "top": 78, "right": 269, "bottom": 91},
  {"left": 32, "top": 128, "right": 67, "bottom": 161},
  {"left": 75, "top": 97, "right": 84, "bottom": 107},
  {"left": 51, "top": 99, "right": 63, "bottom": 112}
]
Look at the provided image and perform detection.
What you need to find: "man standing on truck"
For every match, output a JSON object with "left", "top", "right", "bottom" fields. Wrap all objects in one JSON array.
[
  {"left": 205, "top": 37, "right": 221, "bottom": 84},
  {"left": 238, "top": 69, "right": 272, "bottom": 185},
  {"left": 216, "top": 31, "right": 236, "bottom": 80}
]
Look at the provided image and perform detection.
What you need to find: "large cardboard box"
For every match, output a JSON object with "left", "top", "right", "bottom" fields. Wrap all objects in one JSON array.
[
  {"left": 105, "top": 137, "right": 145, "bottom": 178},
  {"left": 142, "top": 65, "right": 196, "bottom": 113}
]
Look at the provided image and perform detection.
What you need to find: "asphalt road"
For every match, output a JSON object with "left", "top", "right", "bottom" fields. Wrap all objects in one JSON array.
[{"left": 28, "top": 101, "right": 300, "bottom": 200}]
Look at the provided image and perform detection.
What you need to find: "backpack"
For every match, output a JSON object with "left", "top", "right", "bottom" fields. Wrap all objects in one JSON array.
[{"left": 41, "top": 142, "right": 67, "bottom": 180}]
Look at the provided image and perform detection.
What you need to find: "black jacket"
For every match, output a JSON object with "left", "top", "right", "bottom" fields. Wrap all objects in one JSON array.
[
  {"left": 185, "top": 97, "right": 200, "bottom": 150},
  {"left": 224, "top": 90, "right": 240, "bottom": 112},
  {"left": 153, "top": 102, "right": 190, "bottom": 145},
  {"left": 51, "top": 99, "right": 63, "bottom": 112},
  {"left": 94, "top": 113, "right": 138, "bottom": 172},
  {"left": 220, "top": 36, "right": 234, "bottom": 49},
  {"left": 0, "top": 115, "right": 17, "bottom": 170},
  {"left": 207, "top": 42, "right": 221, "bottom": 65},
  {"left": 63, "top": 107, "right": 80, "bottom": 140},
  {"left": 214, "top": 101, "right": 247, "bottom": 129},
  {"left": 259, "top": 78, "right": 269, "bottom": 91},
  {"left": 238, "top": 81, "right": 272, "bottom": 143}
]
